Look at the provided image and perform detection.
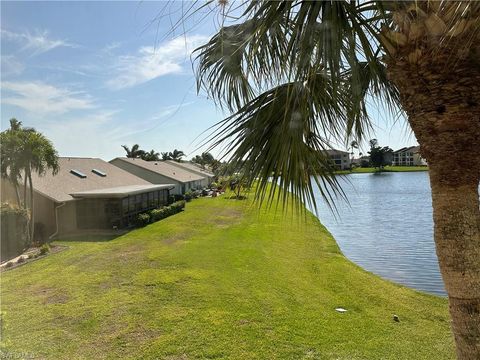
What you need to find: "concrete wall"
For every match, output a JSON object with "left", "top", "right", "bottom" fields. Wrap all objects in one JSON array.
[{"left": 109, "top": 159, "right": 182, "bottom": 194}]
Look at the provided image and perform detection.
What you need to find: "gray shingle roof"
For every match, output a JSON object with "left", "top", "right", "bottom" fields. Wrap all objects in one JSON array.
[
  {"left": 166, "top": 160, "right": 214, "bottom": 178},
  {"left": 111, "top": 158, "right": 206, "bottom": 183},
  {"left": 30, "top": 157, "right": 152, "bottom": 202}
]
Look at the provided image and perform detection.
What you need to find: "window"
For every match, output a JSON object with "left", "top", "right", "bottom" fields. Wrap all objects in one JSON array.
[
  {"left": 70, "top": 169, "right": 87, "bottom": 178},
  {"left": 148, "top": 192, "right": 155, "bottom": 207},
  {"left": 92, "top": 168, "right": 107, "bottom": 177}
]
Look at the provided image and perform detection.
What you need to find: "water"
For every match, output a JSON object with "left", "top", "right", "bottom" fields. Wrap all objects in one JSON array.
[{"left": 312, "top": 172, "right": 447, "bottom": 296}]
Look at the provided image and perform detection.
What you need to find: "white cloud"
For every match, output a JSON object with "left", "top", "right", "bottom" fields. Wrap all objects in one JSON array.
[
  {"left": 106, "top": 35, "right": 208, "bottom": 90},
  {"left": 1, "top": 81, "right": 95, "bottom": 115},
  {"left": 1, "top": 28, "right": 76, "bottom": 56},
  {"left": 1, "top": 55, "right": 25, "bottom": 76},
  {"left": 38, "top": 110, "right": 122, "bottom": 159}
]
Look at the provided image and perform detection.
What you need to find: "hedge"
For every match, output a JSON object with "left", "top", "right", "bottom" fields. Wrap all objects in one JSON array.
[
  {"left": 1, "top": 203, "right": 29, "bottom": 261},
  {"left": 135, "top": 200, "right": 186, "bottom": 228}
]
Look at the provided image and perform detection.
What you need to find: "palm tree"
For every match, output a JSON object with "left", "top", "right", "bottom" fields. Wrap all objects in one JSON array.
[
  {"left": 193, "top": 1, "right": 480, "bottom": 358},
  {"left": 1, "top": 120, "right": 59, "bottom": 241},
  {"left": 121, "top": 144, "right": 145, "bottom": 158},
  {"left": 1, "top": 119, "right": 24, "bottom": 205},
  {"left": 169, "top": 149, "right": 185, "bottom": 162},
  {"left": 141, "top": 149, "right": 160, "bottom": 161},
  {"left": 161, "top": 152, "right": 172, "bottom": 161}
]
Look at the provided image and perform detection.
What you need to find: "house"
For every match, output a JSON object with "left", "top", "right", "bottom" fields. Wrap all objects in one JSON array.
[
  {"left": 392, "top": 146, "right": 427, "bottom": 166},
  {"left": 1, "top": 157, "right": 174, "bottom": 239},
  {"left": 323, "top": 149, "right": 351, "bottom": 170},
  {"left": 165, "top": 160, "right": 214, "bottom": 187},
  {"left": 109, "top": 157, "right": 207, "bottom": 194}
]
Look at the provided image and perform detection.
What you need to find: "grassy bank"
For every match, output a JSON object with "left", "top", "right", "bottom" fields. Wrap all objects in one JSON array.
[
  {"left": 0, "top": 196, "right": 453, "bottom": 359},
  {"left": 336, "top": 166, "right": 429, "bottom": 174}
]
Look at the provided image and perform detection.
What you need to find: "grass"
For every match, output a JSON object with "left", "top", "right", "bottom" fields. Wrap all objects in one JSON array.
[
  {"left": 336, "top": 166, "right": 429, "bottom": 174},
  {"left": 0, "top": 196, "right": 454, "bottom": 359}
]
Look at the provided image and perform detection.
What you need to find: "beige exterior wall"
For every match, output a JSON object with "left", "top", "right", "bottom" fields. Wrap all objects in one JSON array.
[
  {"left": 32, "top": 192, "right": 56, "bottom": 237},
  {"left": 56, "top": 201, "right": 78, "bottom": 236},
  {"left": 110, "top": 159, "right": 182, "bottom": 194}
]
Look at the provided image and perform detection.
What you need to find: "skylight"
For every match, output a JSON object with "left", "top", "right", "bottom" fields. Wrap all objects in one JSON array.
[
  {"left": 92, "top": 169, "right": 106, "bottom": 177},
  {"left": 70, "top": 169, "right": 87, "bottom": 178}
]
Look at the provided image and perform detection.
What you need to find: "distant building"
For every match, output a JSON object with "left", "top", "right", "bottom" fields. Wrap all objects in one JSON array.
[
  {"left": 109, "top": 158, "right": 208, "bottom": 194},
  {"left": 1, "top": 158, "right": 173, "bottom": 239},
  {"left": 165, "top": 160, "right": 214, "bottom": 185},
  {"left": 392, "top": 146, "right": 427, "bottom": 166},
  {"left": 323, "top": 149, "right": 351, "bottom": 170}
]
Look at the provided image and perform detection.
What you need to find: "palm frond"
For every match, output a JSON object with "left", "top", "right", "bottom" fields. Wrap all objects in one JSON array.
[{"left": 205, "top": 72, "right": 357, "bottom": 212}]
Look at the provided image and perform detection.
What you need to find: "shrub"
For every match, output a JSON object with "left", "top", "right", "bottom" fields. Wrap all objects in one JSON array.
[
  {"left": 184, "top": 191, "right": 193, "bottom": 202},
  {"left": 27, "top": 254, "right": 34, "bottom": 259},
  {"left": 16, "top": 257, "right": 25, "bottom": 264},
  {"left": 39, "top": 244, "right": 50, "bottom": 255},
  {"left": 168, "top": 194, "right": 185, "bottom": 204},
  {"left": 148, "top": 201, "right": 186, "bottom": 224},
  {"left": 1, "top": 203, "right": 29, "bottom": 261},
  {"left": 5, "top": 262, "right": 13, "bottom": 268},
  {"left": 135, "top": 213, "right": 151, "bottom": 228}
]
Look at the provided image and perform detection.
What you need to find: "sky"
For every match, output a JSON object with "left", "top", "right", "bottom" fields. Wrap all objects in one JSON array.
[{"left": 1, "top": 1, "right": 417, "bottom": 161}]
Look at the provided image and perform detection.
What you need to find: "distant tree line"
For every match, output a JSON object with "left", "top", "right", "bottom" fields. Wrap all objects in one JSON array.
[{"left": 121, "top": 144, "right": 185, "bottom": 162}]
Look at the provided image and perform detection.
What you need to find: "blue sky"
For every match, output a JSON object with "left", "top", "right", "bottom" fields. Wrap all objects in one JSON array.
[{"left": 1, "top": 1, "right": 417, "bottom": 161}]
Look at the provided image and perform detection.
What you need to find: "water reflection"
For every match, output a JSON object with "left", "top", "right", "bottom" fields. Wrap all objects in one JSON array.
[{"left": 312, "top": 172, "right": 447, "bottom": 296}]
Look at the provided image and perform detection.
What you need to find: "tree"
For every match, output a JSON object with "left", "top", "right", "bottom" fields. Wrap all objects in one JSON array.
[
  {"left": 169, "top": 149, "right": 185, "bottom": 162},
  {"left": 368, "top": 141, "right": 394, "bottom": 170},
  {"left": 191, "top": 152, "right": 215, "bottom": 168},
  {"left": 0, "top": 119, "right": 59, "bottom": 241},
  {"left": 193, "top": 1, "right": 480, "bottom": 357},
  {"left": 1, "top": 119, "right": 24, "bottom": 205},
  {"left": 141, "top": 150, "right": 160, "bottom": 161},
  {"left": 161, "top": 152, "right": 171, "bottom": 160},
  {"left": 121, "top": 144, "right": 145, "bottom": 158}
]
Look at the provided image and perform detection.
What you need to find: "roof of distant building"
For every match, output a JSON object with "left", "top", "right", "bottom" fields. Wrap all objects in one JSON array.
[
  {"left": 166, "top": 160, "right": 214, "bottom": 177},
  {"left": 110, "top": 157, "right": 206, "bottom": 183},
  {"left": 323, "top": 149, "right": 350, "bottom": 155}
]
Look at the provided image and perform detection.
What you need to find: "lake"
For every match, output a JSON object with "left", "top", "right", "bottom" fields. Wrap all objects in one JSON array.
[{"left": 312, "top": 171, "right": 447, "bottom": 296}]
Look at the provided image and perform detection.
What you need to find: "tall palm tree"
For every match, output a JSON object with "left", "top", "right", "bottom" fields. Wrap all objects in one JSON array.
[
  {"left": 193, "top": 1, "right": 480, "bottom": 358},
  {"left": 121, "top": 144, "right": 145, "bottom": 158},
  {"left": 1, "top": 120, "right": 59, "bottom": 240},
  {"left": 1, "top": 119, "right": 24, "bottom": 205}
]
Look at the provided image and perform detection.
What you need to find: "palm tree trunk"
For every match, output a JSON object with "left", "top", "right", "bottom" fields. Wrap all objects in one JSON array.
[
  {"left": 28, "top": 169, "right": 34, "bottom": 243},
  {"left": 429, "top": 162, "right": 480, "bottom": 359},
  {"left": 23, "top": 169, "right": 28, "bottom": 209},
  {"left": 14, "top": 183, "right": 21, "bottom": 206},
  {"left": 386, "top": 36, "right": 480, "bottom": 358}
]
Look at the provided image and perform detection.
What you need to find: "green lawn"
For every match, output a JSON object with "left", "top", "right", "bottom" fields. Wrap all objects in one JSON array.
[
  {"left": 0, "top": 196, "right": 454, "bottom": 359},
  {"left": 336, "top": 166, "right": 429, "bottom": 174}
]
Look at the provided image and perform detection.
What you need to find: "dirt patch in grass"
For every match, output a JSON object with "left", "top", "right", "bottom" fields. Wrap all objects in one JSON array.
[
  {"left": 208, "top": 207, "right": 244, "bottom": 228},
  {"left": 163, "top": 233, "right": 189, "bottom": 246},
  {"left": 163, "top": 354, "right": 188, "bottom": 360},
  {"left": 31, "top": 286, "right": 70, "bottom": 304}
]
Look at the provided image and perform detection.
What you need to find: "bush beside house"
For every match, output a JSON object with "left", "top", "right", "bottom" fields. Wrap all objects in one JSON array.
[
  {"left": 135, "top": 200, "right": 186, "bottom": 228},
  {"left": 1, "top": 204, "right": 29, "bottom": 262}
]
